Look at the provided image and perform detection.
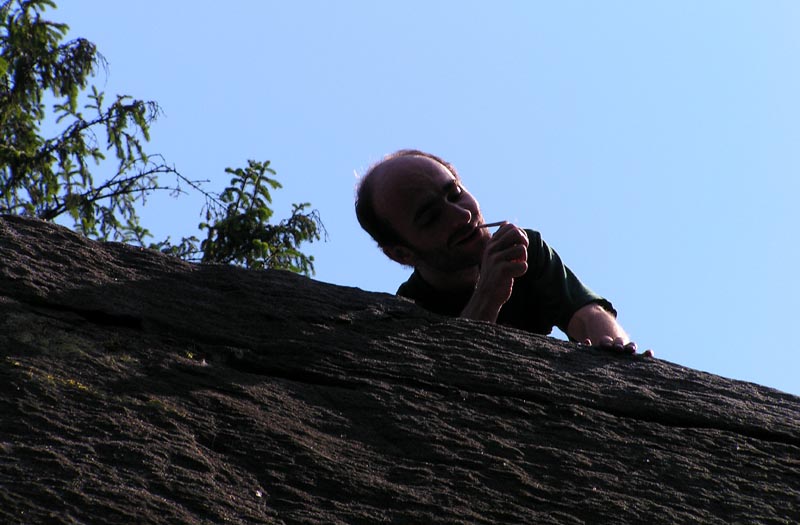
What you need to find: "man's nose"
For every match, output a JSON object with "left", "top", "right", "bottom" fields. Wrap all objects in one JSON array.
[{"left": 446, "top": 202, "right": 472, "bottom": 226}]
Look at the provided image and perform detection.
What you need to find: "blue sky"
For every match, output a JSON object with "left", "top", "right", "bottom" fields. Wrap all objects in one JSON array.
[{"left": 51, "top": 2, "right": 800, "bottom": 396}]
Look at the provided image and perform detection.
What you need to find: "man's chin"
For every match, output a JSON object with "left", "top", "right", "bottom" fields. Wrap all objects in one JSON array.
[
  {"left": 417, "top": 251, "right": 480, "bottom": 274},
  {"left": 454, "top": 226, "right": 490, "bottom": 248},
  {"left": 448, "top": 246, "right": 485, "bottom": 271},
  {"left": 464, "top": 234, "right": 489, "bottom": 258},
  {"left": 414, "top": 234, "right": 488, "bottom": 273}
]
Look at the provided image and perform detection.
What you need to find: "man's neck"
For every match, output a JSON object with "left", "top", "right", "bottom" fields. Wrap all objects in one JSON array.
[{"left": 416, "top": 264, "right": 479, "bottom": 293}]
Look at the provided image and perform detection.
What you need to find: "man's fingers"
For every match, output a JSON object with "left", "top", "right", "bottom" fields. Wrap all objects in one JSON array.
[
  {"left": 580, "top": 337, "right": 652, "bottom": 357},
  {"left": 597, "top": 335, "right": 615, "bottom": 348},
  {"left": 488, "top": 224, "right": 529, "bottom": 251},
  {"left": 482, "top": 230, "right": 529, "bottom": 281},
  {"left": 504, "top": 243, "right": 528, "bottom": 263},
  {"left": 588, "top": 337, "right": 639, "bottom": 355}
]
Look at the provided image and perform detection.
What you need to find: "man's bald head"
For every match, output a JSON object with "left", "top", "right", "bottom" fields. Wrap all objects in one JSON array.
[{"left": 355, "top": 150, "right": 461, "bottom": 247}]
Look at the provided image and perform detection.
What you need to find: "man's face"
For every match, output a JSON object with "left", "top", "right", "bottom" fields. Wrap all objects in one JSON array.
[{"left": 372, "top": 155, "right": 490, "bottom": 272}]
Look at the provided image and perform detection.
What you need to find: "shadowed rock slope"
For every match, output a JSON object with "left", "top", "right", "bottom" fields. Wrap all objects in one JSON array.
[{"left": 1, "top": 214, "right": 798, "bottom": 524}]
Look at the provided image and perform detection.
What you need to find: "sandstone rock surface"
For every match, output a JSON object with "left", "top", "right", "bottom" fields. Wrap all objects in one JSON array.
[{"left": 1, "top": 215, "right": 799, "bottom": 524}]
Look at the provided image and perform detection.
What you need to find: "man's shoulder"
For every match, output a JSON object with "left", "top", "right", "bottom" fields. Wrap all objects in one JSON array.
[
  {"left": 396, "top": 270, "right": 471, "bottom": 317},
  {"left": 396, "top": 270, "right": 428, "bottom": 299},
  {"left": 520, "top": 229, "right": 547, "bottom": 261},
  {"left": 396, "top": 273, "right": 414, "bottom": 298},
  {"left": 523, "top": 228, "right": 543, "bottom": 243}
]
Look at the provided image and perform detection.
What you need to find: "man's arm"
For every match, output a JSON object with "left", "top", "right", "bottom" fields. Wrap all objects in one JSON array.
[
  {"left": 460, "top": 224, "right": 529, "bottom": 323},
  {"left": 567, "top": 303, "right": 653, "bottom": 356}
]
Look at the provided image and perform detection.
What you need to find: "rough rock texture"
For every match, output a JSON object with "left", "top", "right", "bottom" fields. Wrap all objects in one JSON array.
[{"left": 1, "top": 215, "right": 798, "bottom": 525}]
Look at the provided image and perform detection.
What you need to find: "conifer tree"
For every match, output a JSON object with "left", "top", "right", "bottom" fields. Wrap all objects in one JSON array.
[{"left": 0, "top": 0, "right": 323, "bottom": 274}]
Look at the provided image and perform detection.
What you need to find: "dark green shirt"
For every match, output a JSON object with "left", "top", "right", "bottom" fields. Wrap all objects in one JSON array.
[{"left": 396, "top": 229, "right": 614, "bottom": 337}]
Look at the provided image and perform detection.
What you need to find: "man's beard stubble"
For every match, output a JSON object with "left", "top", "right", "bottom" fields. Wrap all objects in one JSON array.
[{"left": 411, "top": 236, "right": 488, "bottom": 274}]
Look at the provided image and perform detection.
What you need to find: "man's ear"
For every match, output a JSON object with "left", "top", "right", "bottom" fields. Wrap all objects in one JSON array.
[{"left": 381, "top": 244, "right": 416, "bottom": 267}]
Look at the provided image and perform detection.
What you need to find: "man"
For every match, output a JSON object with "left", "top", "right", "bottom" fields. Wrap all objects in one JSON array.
[{"left": 356, "top": 149, "right": 649, "bottom": 355}]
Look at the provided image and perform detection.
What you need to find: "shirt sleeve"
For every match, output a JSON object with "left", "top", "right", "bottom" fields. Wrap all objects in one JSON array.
[{"left": 498, "top": 230, "right": 615, "bottom": 337}]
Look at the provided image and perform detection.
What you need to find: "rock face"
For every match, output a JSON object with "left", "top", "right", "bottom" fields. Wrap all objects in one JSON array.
[{"left": 1, "top": 215, "right": 798, "bottom": 525}]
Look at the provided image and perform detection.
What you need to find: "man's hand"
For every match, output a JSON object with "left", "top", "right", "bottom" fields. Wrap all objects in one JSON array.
[
  {"left": 581, "top": 335, "right": 655, "bottom": 357},
  {"left": 568, "top": 303, "right": 654, "bottom": 357},
  {"left": 461, "top": 223, "right": 528, "bottom": 322}
]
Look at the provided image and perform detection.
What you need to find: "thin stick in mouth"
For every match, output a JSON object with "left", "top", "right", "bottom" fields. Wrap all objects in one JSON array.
[{"left": 477, "top": 221, "right": 506, "bottom": 229}]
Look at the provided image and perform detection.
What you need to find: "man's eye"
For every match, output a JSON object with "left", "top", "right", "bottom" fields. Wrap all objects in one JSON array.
[{"left": 447, "top": 185, "right": 463, "bottom": 202}]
